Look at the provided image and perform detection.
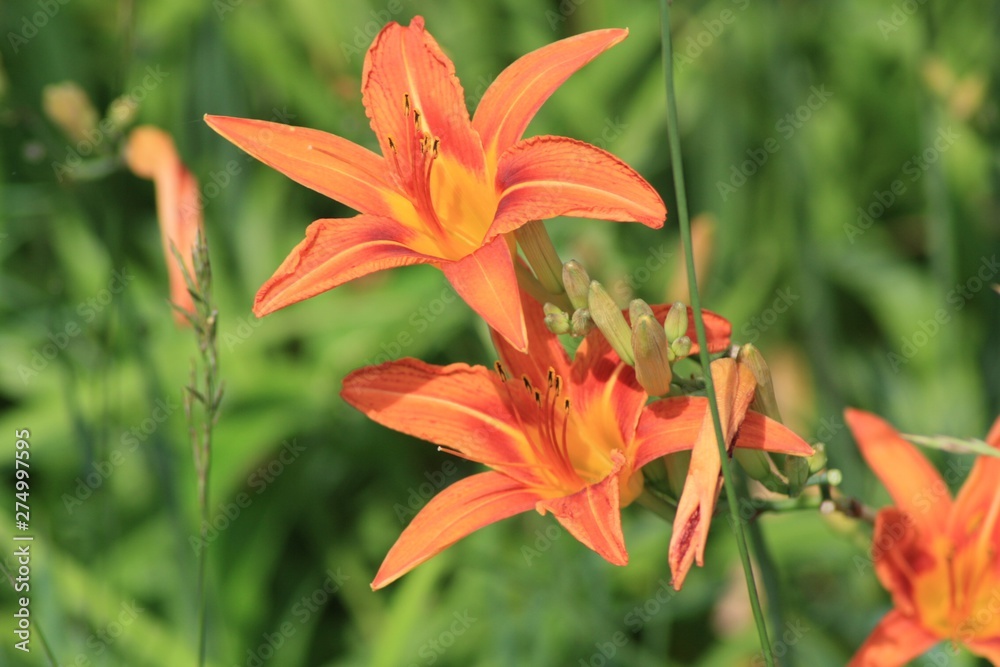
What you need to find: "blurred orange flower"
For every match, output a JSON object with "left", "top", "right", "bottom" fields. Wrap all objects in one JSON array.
[
  {"left": 124, "top": 126, "right": 203, "bottom": 324},
  {"left": 342, "top": 294, "right": 809, "bottom": 589},
  {"left": 206, "top": 16, "right": 665, "bottom": 352},
  {"left": 847, "top": 409, "right": 1000, "bottom": 666}
]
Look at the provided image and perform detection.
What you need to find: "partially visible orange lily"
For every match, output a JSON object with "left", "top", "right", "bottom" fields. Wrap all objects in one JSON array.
[
  {"left": 846, "top": 409, "right": 1000, "bottom": 666},
  {"left": 341, "top": 293, "right": 810, "bottom": 589},
  {"left": 665, "top": 357, "right": 814, "bottom": 590},
  {"left": 124, "top": 126, "right": 203, "bottom": 324},
  {"left": 205, "top": 17, "right": 665, "bottom": 351}
]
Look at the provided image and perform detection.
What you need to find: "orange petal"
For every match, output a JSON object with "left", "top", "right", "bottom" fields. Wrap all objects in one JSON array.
[
  {"left": 489, "top": 286, "right": 572, "bottom": 391},
  {"left": 647, "top": 304, "right": 732, "bottom": 355},
  {"left": 253, "top": 216, "right": 434, "bottom": 317},
  {"left": 362, "top": 17, "right": 487, "bottom": 178},
  {"left": 950, "top": 419, "right": 1000, "bottom": 545},
  {"left": 633, "top": 397, "right": 710, "bottom": 469},
  {"left": 204, "top": 115, "right": 406, "bottom": 218},
  {"left": 845, "top": 408, "right": 951, "bottom": 532},
  {"left": 668, "top": 359, "right": 756, "bottom": 590},
  {"left": 870, "top": 508, "right": 930, "bottom": 618},
  {"left": 732, "top": 413, "right": 815, "bottom": 456},
  {"left": 537, "top": 451, "right": 628, "bottom": 566},
  {"left": 441, "top": 235, "right": 527, "bottom": 352},
  {"left": 491, "top": 136, "right": 665, "bottom": 238},
  {"left": 371, "top": 471, "right": 540, "bottom": 589},
  {"left": 124, "top": 126, "right": 203, "bottom": 325},
  {"left": 340, "top": 358, "right": 530, "bottom": 472},
  {"left": 848, "top": 610, "right": 940, "bottom": 667},
  {"left": 473, "top": 28, "right": 627, "bottom": 162},
  {"left": 967, "top": 638, "right": 1000, "bottom": 664}
]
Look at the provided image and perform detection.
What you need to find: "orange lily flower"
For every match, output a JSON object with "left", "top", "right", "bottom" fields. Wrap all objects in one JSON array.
[
  {"left": 664, "top": 357, "right": 815, "bottom": 590},
  {"left": 124, "top": 126, "right": 203, "bottom": 325},
  {"left": 342, "top": 294, "right": 811, "bottom": 589},
  {"left": 846, "top": 409, "right": 1000, "bottom": 666},
  {"left": 205, "top": 17, "right": 665, "bottom": 351}
]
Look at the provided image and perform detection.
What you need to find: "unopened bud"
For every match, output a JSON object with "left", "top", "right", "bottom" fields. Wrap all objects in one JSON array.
[
  {"left": 629, "top": 298, "right": 655, "bottom": 323},
  {"left": 734, "top": 449, "right": 780, "bottom": 486},
  {"left": 631, "top": 314, "right": 672, "bottom": 395},
  {"left": 664, "top": 302, "right": 688, "bottom": 342},
  {"left": 736, "top": 344, "right": 782, "bottom": 422},
  {"left": 571, "top": 309, "right": 594, "bottom": 337},
  {"left": 669, "top": 335, "right": 692, "bottom": 362},
  {"left": 562, "top": 260, "right": 591, "bottom": 311},
  {"left": 588, "top": 281, "right": 634, "bottom": 365},
  {"left": 806, "top": 442, "right": 826, "bottom": 474},
  {"left": 43, "top": 81, "right": 98, "bottom": 145},
  {"left": 543, "top": 303, "right": 571, "bottom": 335},
  {"left": 785, "top": 455, "right": 810, "bottom": 497}
]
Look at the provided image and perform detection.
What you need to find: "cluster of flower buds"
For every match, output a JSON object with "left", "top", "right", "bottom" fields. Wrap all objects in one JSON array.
[{"left": 542, "top": 260, "right": 695, "bottom": 397}]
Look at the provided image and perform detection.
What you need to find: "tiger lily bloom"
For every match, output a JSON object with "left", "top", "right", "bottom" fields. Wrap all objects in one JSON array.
[
  {"left": 666, "top": 357, "right": 815, "bottom": 590},
  {"left": 342, "top": 294, "right": 810, "bottom": 589},
  {"left": 205, "top": 17, "right": 665, "bottom": 351},
  {"left": 846, "top": 409, "right": 1000, "bottom": 666},
  {"left": 124, "top": 126, "right": 203, "bottom": 325}
]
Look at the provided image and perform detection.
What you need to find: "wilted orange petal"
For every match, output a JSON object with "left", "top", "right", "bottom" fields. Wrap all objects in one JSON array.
[
  {"left": 668, "top": 359, "right": 756, "bottom": 590},
  {"left": 124, "top": 126, "right": 203, "bottom": 325},
  {"left": 253, "top": 216, "right": 434, "bottom": 317},
  {"left": 848, "top": 609, "right": 940, "bottom": 667},
  {"left": 204, "top": 115, "right": 406, "bottom": 218},
  {"left": 441, "top": 235, "right": 527, "bottom": 352},
  {"left": 491, "top": 136, "right": 665, "bottom": 238},
  {"left": 845, "top": 408, "right": 952, "bottom": 532},
  {"left": 371, "top": 471, "right": 541, "bottom": 589},
  {"left": 362, "top": 17, "right": 486, "bottom": 176},
  {"left": 537, "top": 451, "right": 628, "bottom": 566},
  {"left": 341, "top": 358, "right": 528, "bottom": 467},
  {"left": 473, "top": 28, "right": 628, "bottom": 162}
]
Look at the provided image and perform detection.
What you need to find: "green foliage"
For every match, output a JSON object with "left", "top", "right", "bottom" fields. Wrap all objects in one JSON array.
[{"left": 0, "top": 0, "right": 997, "bottom": 665}]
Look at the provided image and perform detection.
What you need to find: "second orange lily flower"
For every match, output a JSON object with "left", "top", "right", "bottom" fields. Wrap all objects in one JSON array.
[
  {"left": 205, "top": 17, "right": 665, "bottom": 352},
  {"left": 342, "top": 294, "right": 813, "bottom": 589}
]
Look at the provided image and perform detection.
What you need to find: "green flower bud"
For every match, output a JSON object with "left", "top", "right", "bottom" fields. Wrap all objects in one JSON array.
[
  {"left": 543, "top": 303, "right": 571, "bottom": 335},
  {"left": 631, "top": 314, "right": 672, "bottom": 396},
  {"left": 571, "top": 308, "right": 594, "bottom": 337},
  {"left": 562, "top": 260, "right": 591, "bottom": 311},
  {"left": 669, "top": 335, "right": 692, "bottom": 362},
  {"left": 588, "top": 281, "right": 634, "bottom": 365},
  {"left": 663, "top": 301, "right": 688, "bottom": 342}
]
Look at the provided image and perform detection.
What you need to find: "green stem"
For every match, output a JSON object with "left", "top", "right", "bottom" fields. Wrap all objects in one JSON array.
[
  {"left": 657, "top": 2, "right": 774, "bottom": 664},
  {"left": 636, "top": 488, "right": 678, "bottom": 522}
]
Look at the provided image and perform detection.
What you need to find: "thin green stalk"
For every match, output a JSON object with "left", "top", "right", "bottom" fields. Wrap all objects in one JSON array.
[
  {"left": 657, "top": 2, "right": 774, "bottom": 664},
  {"left": 173, "top": 233, "right": 224, "bottom": 667}
]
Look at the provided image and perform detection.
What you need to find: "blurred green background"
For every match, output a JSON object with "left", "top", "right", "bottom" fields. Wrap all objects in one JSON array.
[{"left": 1, "top": 0, "right": 998, "bottom": 665}]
